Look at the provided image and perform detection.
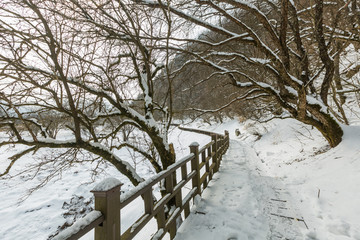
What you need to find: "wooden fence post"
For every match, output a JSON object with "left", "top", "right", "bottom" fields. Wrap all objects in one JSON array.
[
  {"left": 189, "top": 142, "right": 201, "bottom": 195},
  {"left": 225, "top": 130, "right": 229, "bottom": 149},
  {"left": 212, "top": 134, "right": 219, "bottom": 173},
  {"left": 91, "top": 178, "right": 122, "bottom": 240}
]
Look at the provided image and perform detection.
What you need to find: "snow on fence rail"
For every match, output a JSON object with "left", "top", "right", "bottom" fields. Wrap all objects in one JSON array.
[
  {"left": 54, "top": 128, "right": 230, "bottom": 240},
  {"left": 177, "top": 126, "right": 221, "bottom": 136}
]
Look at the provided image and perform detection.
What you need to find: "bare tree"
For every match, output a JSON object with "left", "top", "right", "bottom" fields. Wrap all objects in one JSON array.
[
  {"left": 137, "top": 0, "right": 360, "bottom": 147},
  {"left": 0, "top": 0, "right": 177, "bottom": 186}
]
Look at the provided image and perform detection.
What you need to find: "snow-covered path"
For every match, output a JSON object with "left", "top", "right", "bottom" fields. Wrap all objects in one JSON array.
[{"left": 174, "top": 140, "right": 305, "bottom": 240}]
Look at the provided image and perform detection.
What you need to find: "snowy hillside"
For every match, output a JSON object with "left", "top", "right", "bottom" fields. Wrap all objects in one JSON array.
[
  {"left": 0, "top": 127, "right": 211, "bottom": 240},
  {"left": 1, "top": 117, "right": 360, "bottom": 240},
  {"left": 249, "top": 119, "right": 360, "bottom": 240},
  {"left": 197, "top": 118, "right": 360, "bottom": 240}
]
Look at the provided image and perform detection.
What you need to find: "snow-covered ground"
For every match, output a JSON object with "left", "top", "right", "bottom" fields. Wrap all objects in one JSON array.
[
  {"left": 0, "top": 127, "right": 210, "bottom": 240},
  {"left": 1, "top": 116, "right": 360, "bottom": 240},
  {"left": 175, "top": 118, "right": 360, "bottom": 240},
  {"left": 174, "top": 139, "right": 303, "bottom": 240},
  {"left": 248, "top": 119, "right": 360, "bottom": 240}
]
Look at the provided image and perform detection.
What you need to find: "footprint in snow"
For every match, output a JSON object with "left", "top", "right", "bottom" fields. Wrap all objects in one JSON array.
[{"left": 227, "top": 233, "right": 238, "bottom": 240}]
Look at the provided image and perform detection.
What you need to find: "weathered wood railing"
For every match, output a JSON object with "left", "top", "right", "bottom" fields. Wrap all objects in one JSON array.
[
  {"left": 54, "top": 128, "right": 230, "bottom": 240},
  {"left": 177, "top": 126, "right": 222, "bottom": 137}
]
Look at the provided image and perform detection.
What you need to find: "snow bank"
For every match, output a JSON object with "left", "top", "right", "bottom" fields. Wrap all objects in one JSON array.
[{"left": 248, "top": 118, "right": 360, "bottom": 240}]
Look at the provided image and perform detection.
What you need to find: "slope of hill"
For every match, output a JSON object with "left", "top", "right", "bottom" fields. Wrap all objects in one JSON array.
[
  {"left": 0, "top": 127, "right": 210, "bottom": 240},
  {"left": 1, "top": 115, "right": 360, "bottom": 240},
  {"left": 199, "top": 117, "right": 360, "bottom": 240}
]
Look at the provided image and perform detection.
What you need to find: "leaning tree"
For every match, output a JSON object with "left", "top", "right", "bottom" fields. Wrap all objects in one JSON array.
[
  {"left": 138, "top": 0, "right": 360, "bottom": 147},
  {"left": 0, "top": 0, "right": 178, "bottom": 186}
]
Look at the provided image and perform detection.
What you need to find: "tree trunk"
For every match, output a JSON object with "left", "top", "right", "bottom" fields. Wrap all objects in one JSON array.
[
  {"left": 305, "top": 105, "right": 343, "bottom": 147},
  {"left": 147, "top": 129, "right": 176, "bottom": 170},
  {"left": 334, "top": 44, "right": 346, "bottom": 105}
]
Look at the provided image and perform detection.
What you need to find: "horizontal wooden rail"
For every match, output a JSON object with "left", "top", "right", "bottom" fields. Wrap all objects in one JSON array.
[
  {"left": 178, "top": 126, "right": 220, "bottom": 136},
  {"left": 119, "top": 153, "right": 195, "bottom": 208},
  {"left": 53, "top": 211, "right": 104, "bottom": 240},
  {"left": 54, "top": 127, "right": 230, "bottom": 240}
]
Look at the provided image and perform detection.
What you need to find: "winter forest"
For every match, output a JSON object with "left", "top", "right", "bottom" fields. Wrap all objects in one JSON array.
[{"left": 1, "top": 0, "right": 360, "bottom": 239}]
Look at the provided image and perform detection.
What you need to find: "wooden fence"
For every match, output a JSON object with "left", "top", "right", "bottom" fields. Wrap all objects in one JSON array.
[{"left": 54, "top": 128, "right": 230, "bottom": 240}]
